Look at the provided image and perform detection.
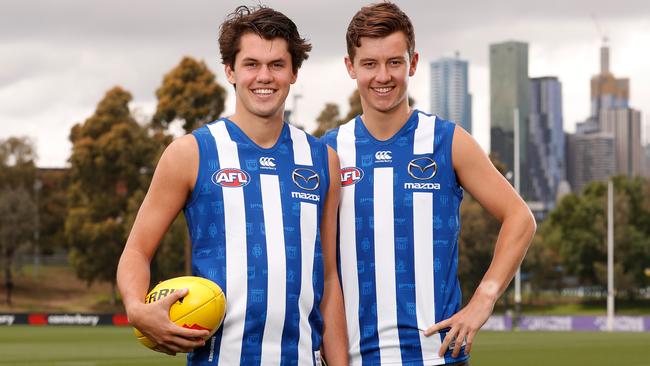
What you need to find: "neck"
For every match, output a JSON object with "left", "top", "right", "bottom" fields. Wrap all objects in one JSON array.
[
  {"left": 229, "top": 107, "right": 285, "bottom": 148},
  {"left": 360, "top": 100, "right": 412, "bottom": 141}
]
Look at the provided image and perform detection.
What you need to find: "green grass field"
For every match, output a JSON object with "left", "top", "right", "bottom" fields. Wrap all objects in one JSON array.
[{"left": 2, "top": 327, "right": 650, "bottom": 366}]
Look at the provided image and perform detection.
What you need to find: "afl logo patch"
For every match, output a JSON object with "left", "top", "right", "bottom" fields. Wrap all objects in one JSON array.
[
  {"left": 212, "top": 168, "right": 250, "bottom": 187},
  {"left": 407, "top": 157, "right": 437, "bottom": 180},
  {"left": 292, "top": 168, "right": 320, "bottom": 191},
  {"left": 340, "top": 167, "right": 363, "bottom": 187}
]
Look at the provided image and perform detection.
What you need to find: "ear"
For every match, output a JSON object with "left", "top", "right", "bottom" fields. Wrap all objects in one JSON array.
[
  {"left": 409, "top": 52, "right": 419, "bottom": 77},
  {"left": 225, "top": 64, "right": 236, "bottom": 85},
  {"left": 344, "top": 56, "right": 357, "bottom": 79},
  {"left": 290, "top": 69, "right": 298, "bottom": 84}
]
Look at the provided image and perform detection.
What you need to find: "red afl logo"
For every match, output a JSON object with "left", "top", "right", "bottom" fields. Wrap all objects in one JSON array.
[
  {"left": 212, "top": 168, "right": 250, "bottom": 187},
  {"left": 340, "top": 167, "right": 363, "bottom": 187}
]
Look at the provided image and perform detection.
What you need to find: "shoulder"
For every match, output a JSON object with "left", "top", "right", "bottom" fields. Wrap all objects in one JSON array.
[{"left": 320, "top": 117, "right": 357, "bottom": 148}]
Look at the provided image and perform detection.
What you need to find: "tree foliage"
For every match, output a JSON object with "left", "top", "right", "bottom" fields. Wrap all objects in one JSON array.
[
  {"left": 153, "top": 57, "right": 227, "bottom": 133},
  {"left": 65, "top": 87, "right": 161, "bottom": 302},
  {"left": 540, "top": 176, "right": 650, "bottom": 298},
  {"left": 0, "top": 137, "right": 38, "bottom": 305}
]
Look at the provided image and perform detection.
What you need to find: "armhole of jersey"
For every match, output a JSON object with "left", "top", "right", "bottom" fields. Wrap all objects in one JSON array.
[
  {"left": 447, "top": 123, "right": 464, "bottom": 197},
  {"left": 185, "top": 131, "right": 208, "bottom": 209},
  {"left": 321, "top": 142, "right": 331, "bottom": 198}
]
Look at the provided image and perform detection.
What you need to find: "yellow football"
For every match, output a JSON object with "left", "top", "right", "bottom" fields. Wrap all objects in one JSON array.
[{"left": 133, "top": 276, "right": 226, "bottom": 350}]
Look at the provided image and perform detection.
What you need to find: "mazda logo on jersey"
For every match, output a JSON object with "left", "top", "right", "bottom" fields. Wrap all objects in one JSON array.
[
  {"left": 292, "top": 168, "right": 320, "bottom": 191},
  {"left": 212, "top": 168, "right": 250, "bottom": 187},
  {"left": 340, "top": 167, "right": 363, "bottom": 187},
  {"left": 407, "top": 157, "right": 437, "bottom": 180}
]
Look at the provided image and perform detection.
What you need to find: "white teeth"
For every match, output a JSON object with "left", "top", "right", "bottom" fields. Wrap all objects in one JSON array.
[
  {"left": 253, "top": 89, "right": 274, "bottom": 95},
  {"left": 373, "top": 87, "right": 393, "bottom": 93}
]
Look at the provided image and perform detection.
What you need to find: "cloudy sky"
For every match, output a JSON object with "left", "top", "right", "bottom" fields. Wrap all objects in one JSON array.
[{"left": 2, "top": 0, "right": 649, "bottom": 167}]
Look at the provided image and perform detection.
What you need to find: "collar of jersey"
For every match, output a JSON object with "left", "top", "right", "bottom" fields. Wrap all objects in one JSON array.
[
  {"left": 221, "top": 118, "right": 289, "bottom": 154},
  {"left": 355, "top": 109, "right": 420, "bottom": 145}
]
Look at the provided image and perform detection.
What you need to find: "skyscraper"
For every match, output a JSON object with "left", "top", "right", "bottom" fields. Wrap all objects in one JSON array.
[
  {"left": 591, "top": 43, "right": 643, "bottom": 178},
  {"left": 566, "top": 130, "right": 616, "bottom": 192},
  {"left": 430, "top": 53, "right": 472, "bottom": 134},
  {"left": 528, "top": 77, "right": 565, "bottom": 210},
  {"left": 490, "top": 41, "right": 529, "bottom": 195}
]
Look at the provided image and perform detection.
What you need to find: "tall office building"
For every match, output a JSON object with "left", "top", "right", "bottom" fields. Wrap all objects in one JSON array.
[
  {"left": 528, "top": 77, "right": 565, "bottom": 210},
  {"left": 430, "top": 53, "right": 472, "bottom": 134},
  {"left": 591, "top": 43, "right": 643, "bottom": 178},
  {"left": 600, "top": 108, "right": 643, "bottom": 177},
  {"left": 566, "top": 130, "right": 616, "bottom": 192},
  {"left": 591, "top": 45, "right": 629, "bottom": 117},
  {"left": 490, "top": 41, "right": 529, "bottom": 196}
]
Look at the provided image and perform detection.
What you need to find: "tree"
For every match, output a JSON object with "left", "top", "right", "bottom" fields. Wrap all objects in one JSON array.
[
  {"left": 66, "top": 86, "right": 161, "bottom": 304},
  {"left": 541, "top": 176, "right": 650, "bottom": 298},
  {"left": 0, "top": 137, "right": 37, "bottom": 189},
  {"left": 0, "top": 137, "right": 38, "bottom": 305},
  {"left": 153, "top": 57, "right": 227, "bottom": 133},
  {"left": 0, "top": 187, "right": 37, "bottom": 305},
  {"left": 311, "top": 103, "right": 340, "bottom": 138}
]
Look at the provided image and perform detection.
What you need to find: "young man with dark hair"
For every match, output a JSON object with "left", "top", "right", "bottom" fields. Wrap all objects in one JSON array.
[
  {"left": 322, "top": 2, "right": 536, "bottom": 365},
  {"left": 117, "top": 6, "right": 348, "bottom": 365}
]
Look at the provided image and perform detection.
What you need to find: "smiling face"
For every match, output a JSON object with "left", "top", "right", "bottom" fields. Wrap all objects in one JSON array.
[
  {"left": 345, "top": 31, "right": 418, "bottom": 116},
  {"left": 225, "top": 32, "right": 297, "bottom": 121}
]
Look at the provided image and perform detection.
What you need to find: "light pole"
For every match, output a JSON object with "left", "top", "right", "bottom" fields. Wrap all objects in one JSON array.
[
  {"left": 513, "top": 108, "right": 522, "bottom": 328},
  {"left": 607, "top": 179, "right": 614, "bottom": 331},
  {"left": 33, "top": 178, "right": 42, "bottom": 277}
]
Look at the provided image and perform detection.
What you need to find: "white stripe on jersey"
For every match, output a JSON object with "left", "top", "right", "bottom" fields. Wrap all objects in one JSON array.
[
  {"left": 298, "top": 202, "right": 317, "bottom": 365},
  {"left": 412, "top": 113, "right": 445, "bottom": 364},
  {"left": 336, "top": 119, "right": 362, "bottom": 364},
  {"left": 260, "top": 174, "right": 287, "bottom": 366},
  {"left": 373, "top": 167, "right": 402, "bottom": 364},
  {"left": 413, "top": 192, "right": 441, "bottom": 362},
  {"left": 414, "top": 113, "right": 437, "bottom": 155},
  {"left": 208, "top": 122, "right": 247, "bottom": 364},
  {"left": 290, "top": 124, "right": 313, "bottom": 166}
]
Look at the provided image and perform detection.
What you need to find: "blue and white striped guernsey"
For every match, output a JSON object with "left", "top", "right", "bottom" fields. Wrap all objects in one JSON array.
[
  {"left": 184, "top": 118, "right": 330, "bottom": 366},
  {"left": 322, "top": 110, "right": 467, "bottom": 365}
]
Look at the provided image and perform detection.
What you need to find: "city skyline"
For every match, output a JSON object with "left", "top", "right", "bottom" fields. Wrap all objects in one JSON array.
[{"left": 1, "top": 0, "right": 649, "bottom": 167}]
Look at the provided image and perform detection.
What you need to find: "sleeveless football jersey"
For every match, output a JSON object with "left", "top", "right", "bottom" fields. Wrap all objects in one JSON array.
[
  {"left": 322, "top": 110, "right": 467, "bottom": 365},
  {"left": 184, "top": 118, "right": 330, "bottom": 366}
]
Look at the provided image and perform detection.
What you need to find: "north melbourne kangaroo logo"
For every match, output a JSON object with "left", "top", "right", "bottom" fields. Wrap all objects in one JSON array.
[
  {"left": 259, "top": 157, "right": 276, "bottom": 169},
  {"left": 375, "top": 151, "right": 392, "bottom": 162},
  {"left": 407, "top": 157, "right": 437, "bottom": 180}
]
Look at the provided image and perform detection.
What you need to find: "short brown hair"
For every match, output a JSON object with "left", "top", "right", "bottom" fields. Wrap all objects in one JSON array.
[
  {"left": 346, "top": 2, "right": 415, "bottom": 61},
  {"left": 218, "top": 5, "right": 312, "bottom": 73}
]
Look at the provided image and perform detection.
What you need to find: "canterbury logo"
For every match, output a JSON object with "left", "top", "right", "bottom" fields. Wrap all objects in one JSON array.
[
  {"left": 375, "top": 151, "right": 392, "bottom": 161},
  {"left": 407, "top": 157, "right": 437, "bottom": 180},
  {"left": 259, "top": 157, "right": 276, "bottom": 168}
]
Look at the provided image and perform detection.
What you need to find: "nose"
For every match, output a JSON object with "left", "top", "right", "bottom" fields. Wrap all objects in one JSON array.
[
  {"left": 256, "top": 65, "right": 272, "bottom": 83},
  {"left": 375, "top": 65, "right": 390, "bottom": 83}
]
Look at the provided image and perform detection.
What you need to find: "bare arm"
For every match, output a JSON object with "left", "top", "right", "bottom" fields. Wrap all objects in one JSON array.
[
  {"left": 320, "top": 146, "right": 349, "bottom": 365},
  {"left": 116, "top": 134, "right": 209, "bottom": 355},
  {"left": 425, "top": 126, "right": 536, "bottom": 357}
]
